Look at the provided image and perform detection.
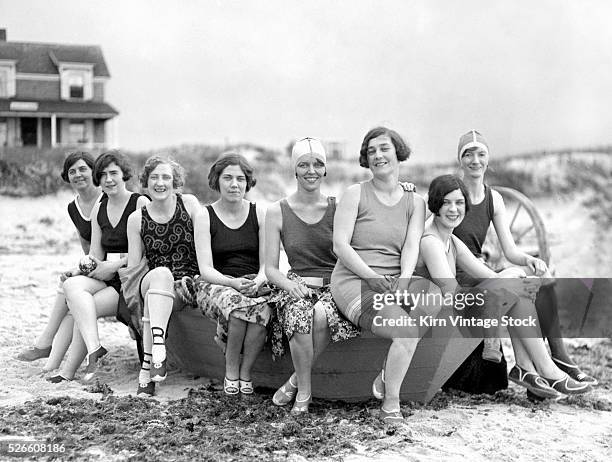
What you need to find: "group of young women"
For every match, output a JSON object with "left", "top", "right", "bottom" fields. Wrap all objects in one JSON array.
[{"left": 18, "top": 127, "right": 596, "bottom": 424}]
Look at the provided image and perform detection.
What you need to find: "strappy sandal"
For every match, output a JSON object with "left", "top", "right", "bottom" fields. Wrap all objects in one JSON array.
[
  {"left": 552, "top": 357, "right": 598, "bottom": 385},
  {"left": 137, "top": 353, "right": 155, "bottom": 396},
  {"left": 272, "top": 375, "right": 297, "bottom": 406},
  {"left": 150, "top": 327, "right": 167, "bottom": 382},
  {"left": 239, "top": 379, "right": 254, "bottom": 395},
  {"left": 290, "top": 394, "right": 311, "bottom": 414},
  {"left": 224, "top": 377, "right": 240, "bottom": 395},
  {"left": 380, "top": 407, "right": 404, "bottom": 424},
  {"left": 508, "top": 365, "right": 559, "bottom": 399}
]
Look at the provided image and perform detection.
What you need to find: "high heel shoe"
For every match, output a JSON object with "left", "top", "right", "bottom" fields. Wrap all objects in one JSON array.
[
  {"left": 379, "top": 407, "right": 404, "bottom": 424},
  {"left": 83, "top": 346, "right": 107, "bottom": 381},
  {"left": 17, "top": 346, "right": 52, "bottom": 362},
  {"left": 150, "top": 327, "right": 167, "bottom": 382},
  {"left": 372, "top": 369, "right": 385, "bottom": 400},
  {"left": 224, "top": 377, "right": 240, "bottom": 395},
  {"left": 47, "top": 374, "right": 71, "bottom": 383},
  {"left": 137, "top": 381, "right": 156, "bottom": 397},
  {"left": 290, "top": 394, "right": 311, "bottom": 414},
  {"left": 272, "top": 375, "right": 297, "bottom": 406},
  {"left": 239, "top": 379, "right": 254, "bottom": 395}
]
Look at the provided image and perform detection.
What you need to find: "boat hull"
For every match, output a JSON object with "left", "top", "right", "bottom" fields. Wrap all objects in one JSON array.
[{"left": 166, "top": 309, "right": 483, "bottom": 403}]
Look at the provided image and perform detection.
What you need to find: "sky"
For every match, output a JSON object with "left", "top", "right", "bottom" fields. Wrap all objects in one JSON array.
[{"left": 2, "top": 0, "right": 612, "bottom": 162}]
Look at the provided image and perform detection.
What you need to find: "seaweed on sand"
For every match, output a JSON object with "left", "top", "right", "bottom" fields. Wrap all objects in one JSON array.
[{"left": 1, "top": 341, "right": 609, "bottom": 460}]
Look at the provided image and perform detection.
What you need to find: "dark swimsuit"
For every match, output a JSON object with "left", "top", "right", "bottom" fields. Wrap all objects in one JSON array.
[
  {"left": 97, "top": 193, "right": 141, "bottom": 293},
  {"left": 444, "top": 185, "right": 508, "bottom": 395},
  {"left": 206, "top": 202, "right": 259, "bottom": 277}
]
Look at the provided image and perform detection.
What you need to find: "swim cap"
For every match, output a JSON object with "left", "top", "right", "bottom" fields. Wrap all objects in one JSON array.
[
  {"left": 291, "top": 137, "right": 326, "bottom": 171},
  {"left": 457, "top": 130, "right": 489, "bottom": 162}
]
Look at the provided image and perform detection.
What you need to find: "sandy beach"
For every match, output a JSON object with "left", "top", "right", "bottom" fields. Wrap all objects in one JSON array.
[{"left": 1, "top": 191, "right": 611, "bottom": 461}]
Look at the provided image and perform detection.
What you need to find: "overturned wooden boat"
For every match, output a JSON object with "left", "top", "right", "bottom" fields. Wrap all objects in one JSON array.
[
  {"left": 166, "top": 277, "right": 609, "bottom": 403},
  {"left": 166, "top": 309, "right": 485, "bottom": 404}
]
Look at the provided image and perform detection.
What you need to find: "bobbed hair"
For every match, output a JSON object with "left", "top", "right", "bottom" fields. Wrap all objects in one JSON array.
[
  {"left": 92, "top": 150, "right": 134, "bottom": 187},
  {"left": 61, "top": 151, "right": 95, "bottom": 183},
  {"left": 359, "top": 126, "right": 411, "bottom": 168},
  {"left": 427, "top": 174, "right": 471, "bottom": 216},
  {"left": 207, "top": 152, "right": 257, "bottom": 192},
  {"left": 139, "top": 156, "right": 185, "bottom": 189}
]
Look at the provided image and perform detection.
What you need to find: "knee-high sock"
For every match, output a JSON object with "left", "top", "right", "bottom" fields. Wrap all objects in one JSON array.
[
  {"left": 146, "top": 289, "right": 175, "bottom": 364},
  {"left": 139, "top": 316, "right": 152, "bottom": 384}
]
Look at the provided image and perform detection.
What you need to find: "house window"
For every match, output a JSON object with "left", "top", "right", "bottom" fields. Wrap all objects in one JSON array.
[
  {"left": 0, "top": 69, "right": 7, "bottom": 97},
  {"left": 0, "top": 119, "right": 7, "bottom": 147},
  {"left": 69, "top": 120, "right": 86, "bottom": 144},
  {"left": 60, "top": 65, "right": 93, "bottom": 101},
  {"left": 69, "top": 74, "right": 84, "bottom": 99},
  {"left": 0, "top": 62, "right": 16, "bottom": 98}
]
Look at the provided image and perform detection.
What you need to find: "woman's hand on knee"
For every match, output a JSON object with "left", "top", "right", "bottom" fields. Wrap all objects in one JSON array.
[
  {"left": 88, "top": 258, "right": 116, "bottom": 281},
  {"left": 60, "top": 267, "right": 80, "bottom": 283},
  {"left": 493, "top": 277, "right": 540, "bottom": 300},
  {"left": 366, "top": 275, "right": 395, "bottom": 294},
  {"left": 231, "top": 277, "right": 257, "bottom": 296},
  {"left": 525, "top": 256, "right": 548, "bottom": 277}
]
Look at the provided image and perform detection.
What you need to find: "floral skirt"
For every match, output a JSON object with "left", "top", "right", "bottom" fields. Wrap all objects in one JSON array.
[
  {"left": 196, "top": 281, "right": 272, "bottom": 353},
  {"left": 269, "top": 272, "right": 361, "bottom": 359}
]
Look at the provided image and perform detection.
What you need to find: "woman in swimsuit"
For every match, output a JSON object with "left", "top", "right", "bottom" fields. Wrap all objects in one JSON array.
[
  {"left": 126, "top": 156, "right": 203, "bottom": 396},
  {"left": 445, "top": 130, "right": 596, "bottom": 395},
  {"left": 61, "top": 151, "right": 149, "bottom": 381},
  {"left": 265, "top": 138, "right": 360, "bottom": 413},
  {"left": 196, "top": 152, "right": 271, "bottom": 396},
  {"left": 417, "top": 174, "right": 591, "bottom": 398},
  {"left": 331, "top": 127, "right": 440, "bottom": 424},
  {"left": 17, "top": 152, "right": 102, "bottom": 378}
]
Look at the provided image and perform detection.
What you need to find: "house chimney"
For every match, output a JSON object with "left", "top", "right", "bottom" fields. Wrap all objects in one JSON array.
[{"left": 0, "top": 29, "right": 6, "bottom": 41}]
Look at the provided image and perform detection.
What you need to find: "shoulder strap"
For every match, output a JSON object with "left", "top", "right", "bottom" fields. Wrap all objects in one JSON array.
[
  {"left": 175, "top": 193, "right": 186, "bottom": 214},
  {"left": 249, "top": 202, "right": 259, "bottom": 231},
  {"left": 97, "top": 196, "right": 108, "bottom": 226},
  {"left": 404, "top": 190, "right": 415, "bottom": 219},
  {"left": 484, "top": 185, "right": 495, "bottom": 220},
  {"left": 206, "top": 204, "right": 218, "bottom": 235}
]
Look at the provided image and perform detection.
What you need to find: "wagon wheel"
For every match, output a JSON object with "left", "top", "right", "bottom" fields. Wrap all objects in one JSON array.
[{"left": 482, "top": 186, "right": 550, "bottom": 271}]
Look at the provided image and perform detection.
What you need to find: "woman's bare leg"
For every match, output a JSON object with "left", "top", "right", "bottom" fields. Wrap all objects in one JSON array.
[
  {"left": 43, "top": 314, "right": 74, "bottom": 371},
  {"left": 239, "top": 322, "right": 266, "bottom": 381},
  {"left": 35, "top": 292, "right": 70, "bottom": 349},
  {"left": 63, "top": 275, "right": 112, "bottom": 353},
  {"left": 225, "top": 315, "right": 247, "bottom": 380}
]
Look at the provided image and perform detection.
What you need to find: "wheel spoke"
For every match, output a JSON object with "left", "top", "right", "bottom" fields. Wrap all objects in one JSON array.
[
  {"left": 509, "top": 203, "right": 523, "bottom": 232},
  {"left": 514, "top": 224, "right": 534, "bottom": 244}
]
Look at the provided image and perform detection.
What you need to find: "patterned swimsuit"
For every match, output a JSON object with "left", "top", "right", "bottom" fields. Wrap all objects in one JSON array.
[{"left": 141, "top": 194, "right": 199, "bottom": 280}]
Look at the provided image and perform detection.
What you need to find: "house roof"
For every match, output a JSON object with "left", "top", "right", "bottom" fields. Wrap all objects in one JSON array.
[
  {"left": 0, "top": 99, "right": 118, "bottom": 119},
  {"left": 0, "top": 41, "right": 111, "bottom": 77}
]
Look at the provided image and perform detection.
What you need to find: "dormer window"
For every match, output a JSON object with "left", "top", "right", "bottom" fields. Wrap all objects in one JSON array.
[
  {"left": 0, "top": 60, "right": 16, "bottom": 98},
  {"left": 69, "top": 74, "right": 84, "bottom": 98},
  {"left": 59, "top": 63, "right": 93, "bottom": 101}
]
